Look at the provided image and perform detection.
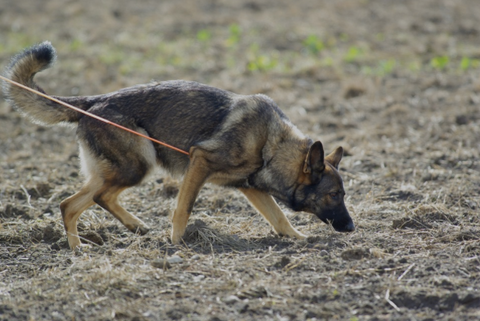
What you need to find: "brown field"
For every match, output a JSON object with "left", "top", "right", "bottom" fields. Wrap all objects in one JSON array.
[{"left": 1, "top": 0, "right": 479, "bottom": 320}]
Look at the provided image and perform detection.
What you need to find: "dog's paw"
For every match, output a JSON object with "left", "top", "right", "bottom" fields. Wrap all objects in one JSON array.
[
  {"left": 170, "top": 228, "right": 185, "bottom": 245},
  {"left": 134, "top": 225, "right": 150, "bottom": 235},
  {"left": 127, "top": 223, "right": 150, "bottom": 235},
  {"left": 170, "top": 235, "right": 182, "bottom": 245},
  {"left": 293, "top": 230, "right": 307, "bottom": 240},
  {"left": 170, "top": 231, "right": 183, "bottom": 245},
  {"left": 67, "top": 234, "right": 83, "bottom": 251},
  {"left": 276, "top": 227, "right": 307, "bottom": 240}
]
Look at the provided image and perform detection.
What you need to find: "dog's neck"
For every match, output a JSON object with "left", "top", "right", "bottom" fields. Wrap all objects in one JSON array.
[{"left": 248, "top": 135, "right": 312, "bottom": 209}]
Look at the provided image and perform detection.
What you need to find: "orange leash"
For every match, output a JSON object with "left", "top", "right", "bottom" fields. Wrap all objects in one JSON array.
[{"left": 0, "top": 75, "right": 190, "bottom": 156}]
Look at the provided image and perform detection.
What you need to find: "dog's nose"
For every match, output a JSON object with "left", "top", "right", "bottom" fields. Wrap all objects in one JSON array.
[
  {"left": 333, "top": 220, "right": 355, "bottom": 232},
  {"left": 343, "top": 221, "right": 355, "bottom": 232}
]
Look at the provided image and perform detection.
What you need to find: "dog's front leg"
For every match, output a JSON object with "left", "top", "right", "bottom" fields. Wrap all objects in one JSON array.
[
  {"left": 239, "top": 188, "right": 307, "bottom": 239},
  {"left": 171, "top": 148, "right": 212, "bottom": 244}
]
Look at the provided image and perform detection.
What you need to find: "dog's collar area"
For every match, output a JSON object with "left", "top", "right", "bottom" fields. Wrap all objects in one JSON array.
[{"left": 289, "top": 183, "right": 300, "bottom": 211}]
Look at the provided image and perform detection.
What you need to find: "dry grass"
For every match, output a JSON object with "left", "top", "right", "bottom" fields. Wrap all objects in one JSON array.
[{"left": 1, "top": 0, "right": 480, "bottom": 320}]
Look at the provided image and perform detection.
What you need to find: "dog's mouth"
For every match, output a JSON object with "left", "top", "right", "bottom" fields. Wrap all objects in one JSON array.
[{"left": 321, "top": 217, "right": 355, "bottom": 232}]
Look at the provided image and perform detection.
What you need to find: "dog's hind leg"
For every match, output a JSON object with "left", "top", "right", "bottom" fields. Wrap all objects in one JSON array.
[
  {"left": 171, "top": 147, "right": 212, "bottom": 244},
  {"left": 60, "top": 177, "right": 150, "bottom": 250},
  {"left": 93, "top": 183, "right": 150, "bottom": 236},
  {"left": 63, "top": 123, "right": 154, "bottom": 249},
  {"left": 239, "top": 188, "right": 307, "bottom": 239},
  {"left": 60, "top": 177, "right": 102, "bottom": 250}
]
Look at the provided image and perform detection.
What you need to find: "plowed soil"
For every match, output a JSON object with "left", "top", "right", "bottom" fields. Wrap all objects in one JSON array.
[{"left": 1, "top": 0, "right": 479, "bottom": 320}]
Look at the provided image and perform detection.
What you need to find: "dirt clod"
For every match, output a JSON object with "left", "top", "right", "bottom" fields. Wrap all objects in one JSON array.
[
  {"left": 273, "top": 256, "right": 291, "bottom": 268},
  {"left": 341, "top": 248, "right": 371, "bottom": 260},
  {"left": 344, "top": 85, "right": 366, "bottom": 99},
  {"left": 80, "top": 231, "right": 104, "bottom": 246},
  {"left": 42, "top": 224, "right": 63, "bottom": 243},
  {"left": 160, "top": 182, "right": 179, "bottom": 199}
]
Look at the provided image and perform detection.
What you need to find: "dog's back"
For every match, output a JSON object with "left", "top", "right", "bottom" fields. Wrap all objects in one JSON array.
[
  {"left": 2, "top": 42, "right": 292, "bottom": 177},
  {"left": 74, "top": 81, "right": 232, "bottom": 175}
]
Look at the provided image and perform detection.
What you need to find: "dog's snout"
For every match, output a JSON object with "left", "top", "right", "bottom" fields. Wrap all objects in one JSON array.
[
  {"left": 332, "top": 219, "right": 355, "bottom": 233},
  {"left": 342, "top": 221, "right": 355, "bottom": 232}
]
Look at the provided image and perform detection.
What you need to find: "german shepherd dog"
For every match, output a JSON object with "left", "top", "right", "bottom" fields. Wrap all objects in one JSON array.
[{"left": 3, "top": 42, "right": 354, "bottom": 250}]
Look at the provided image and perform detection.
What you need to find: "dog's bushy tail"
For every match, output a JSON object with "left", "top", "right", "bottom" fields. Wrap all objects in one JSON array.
[{"left": 2, "top": 41, "right": 86, "bottom": 125}]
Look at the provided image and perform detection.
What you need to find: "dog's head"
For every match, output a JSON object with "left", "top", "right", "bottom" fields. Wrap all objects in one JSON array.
[{"left": 292, "top": 141, "right": 354, "bottom": 232}]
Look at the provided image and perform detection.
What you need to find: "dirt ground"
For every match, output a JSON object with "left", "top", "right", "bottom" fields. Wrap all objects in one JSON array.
[{"left": 1, "top": 0, "right": 479, "bottom": 320}]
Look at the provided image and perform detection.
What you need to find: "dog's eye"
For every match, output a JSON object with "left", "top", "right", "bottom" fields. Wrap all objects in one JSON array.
[{"left": 330, "top": 192, "right": 339, "bottom": 200}]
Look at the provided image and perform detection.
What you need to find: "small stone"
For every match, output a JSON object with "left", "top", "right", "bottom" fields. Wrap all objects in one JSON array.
[
  {"left": 191, "top": 254, "right": 200, "bottom": 260},
  {"left": 223, "top": 295, "right": 240, "bottom": 305},
  {"left": 319, "top": 250, "right": 329, "bottom": 257},
  {"left": 193, "top": 275, "right": 205, "bottom": 282},
  {"left": 151, "top": 259, "right": 172, "bottom": 269},
  {"left": 306, "top": 236, "right": 321, "bottom": 243},
  {"left": 167, "top": 255, "right": 183, "bottom": 264}
]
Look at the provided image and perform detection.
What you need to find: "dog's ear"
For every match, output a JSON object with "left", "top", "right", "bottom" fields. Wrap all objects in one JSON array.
[
  {"left": 303, "top": 141, "right": 325, "bottom": 174},
  {"left": 325, "top": 146, "right": 343, "bottom": 169}
]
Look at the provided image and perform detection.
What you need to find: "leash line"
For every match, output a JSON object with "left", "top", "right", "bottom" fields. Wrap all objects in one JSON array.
[{"left": 0, "top": 75, "right": 190, "bottom": 156}]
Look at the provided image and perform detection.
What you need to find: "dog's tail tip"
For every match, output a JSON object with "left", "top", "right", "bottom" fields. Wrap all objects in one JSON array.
[
  {"left": 2, "top": 42, "right": 79, "bottom": 126},
  {"left": 28, "top": 41, "right": 57, "bottom": 69},
  {"left": 6, "top": 41, "right": 57, "bottom": 78}
]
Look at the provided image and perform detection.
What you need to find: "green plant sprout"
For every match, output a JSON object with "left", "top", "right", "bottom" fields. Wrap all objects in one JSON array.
[
  {"left": 226, "top": 23, "right": 241, "bottom": 47},
  {"left": 196, "top": 29, "right": 211, "bottom": 42},
  {"left": 459, "top": 57, "right": 480, "bottom": 71},
  {"left": 303, "top": 34, "right": 324, "bottom": 55},
  {"left": 430, "top": 56, "right": 449, "bottom": 70},
  {"left": 377, "top": 59, "right": 396, "bottom": 75},
  {"left": 247, "top": 54, "right": 277, "bottom": 72},
  {"left": 69, "top": 39, "right": 83, "bottom": 51},
  {"left": 344, "top": 46, "right": 363, "bottom": 63}
]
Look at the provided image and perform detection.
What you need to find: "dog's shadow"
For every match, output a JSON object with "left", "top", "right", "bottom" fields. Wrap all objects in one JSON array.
[
  {"left": 52, "top": 219, "right": 320, "bottom": 255},
  {"left": 177, "top": 219, "right": 302, "bottom": 255}
]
